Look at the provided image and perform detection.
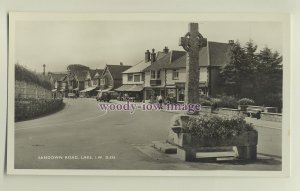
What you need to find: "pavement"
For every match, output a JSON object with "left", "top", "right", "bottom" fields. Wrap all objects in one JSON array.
[{"left": 14, "top": 98, "right": 282, "bottom": 170}]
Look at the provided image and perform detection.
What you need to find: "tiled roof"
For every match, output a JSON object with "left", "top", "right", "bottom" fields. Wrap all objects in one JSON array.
[
  {"left": 123, "top": 60, "right": 151, "bottom": 74},
  {"left": 143, "top": 51, "right": 186, "bottom": 71},
  {"left": 72, "top": 70, "right": 89, "bottom": 81},
  {"left": 207, "top": 41, "right": 231, "bottom": 66},
  {"left": 106, "top": 65, "right": 132, "bottom": 80},
  {"left": 90, "top": 69, "right": 104, "bottom": 79},
  {"left": 143, "top": 41, "right": 230, "bottom": 71},
  {"left": 49, "top": 73, "right": 67, "bottom": 81},
  {"left": 156, "top": 51, "right": 167, "bottom": 60}
]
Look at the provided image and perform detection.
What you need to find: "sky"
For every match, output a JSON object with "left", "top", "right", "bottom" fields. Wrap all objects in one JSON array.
[{"left": 15, "top": 20, "right": 283, "bottom": 73}]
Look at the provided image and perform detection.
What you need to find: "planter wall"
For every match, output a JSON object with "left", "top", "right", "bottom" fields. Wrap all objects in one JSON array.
[
  {"left": 218, "top": 108, "right": 244, "bottom": 117},
  {"left": 200, "top": 106, "right": 213, "bottom": 113},
  {"left": 168, "top": 114, "right": 258, "bottom": 161}
]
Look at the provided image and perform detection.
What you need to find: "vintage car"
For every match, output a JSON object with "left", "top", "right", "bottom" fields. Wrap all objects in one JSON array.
[
  {"left": 67, "top": 92, "right": 77, "bottom": 98},
  {"left": 96, "top": 91, "right": 111, "bottom": 102}
]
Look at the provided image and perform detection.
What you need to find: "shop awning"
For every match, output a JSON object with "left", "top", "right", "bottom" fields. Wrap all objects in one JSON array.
[
  {"left": 73, "top": 87, "right": 79, "bottom": 91},
  {"left": 51, "top": 89, "right": 57, "bottom": 92},
  {"left": 115, "top": 84, "right": 144, "bottom": 92},
  {"left": 80, "top": 86, "right": 97, "bottom": 93},
  {"left": 97, "top": 87, "right": 113, "bottom": 92},
  {"left": 165, "top": 85, "right": 176, "bottom": 88}
]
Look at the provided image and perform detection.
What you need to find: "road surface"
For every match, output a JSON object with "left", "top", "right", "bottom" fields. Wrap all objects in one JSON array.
[{"left": 15, "top": 98, "right": 282, "bottom": 170}]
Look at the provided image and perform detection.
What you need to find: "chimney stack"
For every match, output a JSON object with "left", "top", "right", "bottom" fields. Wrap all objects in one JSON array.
[
  {"left": 228, "top": 40, "right": 234, "bottom": 45},
  {"left": 151, "top": 48, "right": 156, "bottom": 64},
  {"left": 42, "top": 64, "right": 46, "bottom": 76},
  {"left": 163, "top": 46, "right": 169, "bottom": 54},
  {"left": 145, "top": 50, "right": 151, "bottom": 62},
  {"left": 120, "top": 62, "right": 123, "bottom": 66}
]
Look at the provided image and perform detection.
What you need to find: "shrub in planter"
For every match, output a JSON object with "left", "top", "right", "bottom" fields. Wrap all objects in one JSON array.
[
  {"left": 185, "top": 114, "right": 254, "bottom": 139},
  {"left": 238, "top": 98, "right": 255, "bottom": 106},
  {"left": 199, "top": 95, "right": 212, "bottom": 106},
  {"left": 199, "top": 99, "right": 212, "bottom": 106},
  {"left": 169, "top": 114, "right": 257, "bottom": 161},
  {"left": 210, "top": 95, "right": 238, "bottom": 109}
]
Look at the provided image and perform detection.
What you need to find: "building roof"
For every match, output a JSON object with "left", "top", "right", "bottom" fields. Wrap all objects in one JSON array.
[
  {"left": 210, "top": 41, "right": 231, "bottom": 66},
  {"left": 90, "top": 69, "right": 104, "bottom": 79},
  {"left": 143, "top": 50, "right": 186, "bottom": 71},
  {"left": 72, "top": 70, "right": 89, "bottom": 81},
  {"left": 122, "top": 60, "right": 151, "bottom": 74},
  {"left": 143, "top": 41, "right": 230, "bottom": 71},
  {"left": 106, "top": 65, "right": 132, "bottom": 80},
  {"left": 49, "top": 73, "right": 67, "bottom": 81},
  {"left": 156, "top": 51, "right": 167, "bottom": 60}
]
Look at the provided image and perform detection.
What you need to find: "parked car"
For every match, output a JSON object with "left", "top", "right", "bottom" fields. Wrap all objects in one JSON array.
[
  {"left": 67, "top": 93, "right": 76, "bottom": 98},
  {"left": 245, "top": 106, "right": 264, "bottom": 119},
  {"left": 96, "top": 92, "right": 111, "bottom": 102}
]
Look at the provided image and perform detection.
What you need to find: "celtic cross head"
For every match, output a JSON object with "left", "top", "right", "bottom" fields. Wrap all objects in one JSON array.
[{"left": 179, "top": 23, "right": 207, "bottom": 52}]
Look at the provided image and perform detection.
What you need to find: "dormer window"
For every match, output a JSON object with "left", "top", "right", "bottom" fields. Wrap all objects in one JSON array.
[
  {"left": 128, "top": 74, "right": 133, "bottom": 81},
  {"left": 151, "top": 70, "right": 156, "bottom": 79},
  {"left": 134, "top": 74, "right": 141, "bottom": 82},
  {"left": 157, "top": 71, "right": 161, "bottom": 79},
  {"left": 172, "top": 70, "right": 179, "bottom": 80}
]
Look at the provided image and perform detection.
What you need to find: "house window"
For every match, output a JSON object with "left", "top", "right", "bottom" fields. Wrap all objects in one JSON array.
[
  {"left": 157, "top": 70, "right": 161, "bottom": 79},
  {"left": 128, "top": 74, "right": 133, "bottom": 81},
  {"left": 134, "top": 75, "right": 141, "bottom": 82},
  {"left": 100, "top": 78, "right": 106, "bottom": 85},
  {"left": 151, "top": 70, "right": 156, "bottom": 79},
  {"left": 142, "top": 73, "right": 145, "bottom": 81},
  {"left": 172, "top": 70, "right": 179, "bottom": 80}
]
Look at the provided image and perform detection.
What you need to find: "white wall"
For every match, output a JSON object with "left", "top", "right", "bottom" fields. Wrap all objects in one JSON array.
[
  {"left": 122, "top": 73, "right": 144, "bottom": 85},
  {"left": 144, "top": 70, "right": 165, "bottom": 87}
]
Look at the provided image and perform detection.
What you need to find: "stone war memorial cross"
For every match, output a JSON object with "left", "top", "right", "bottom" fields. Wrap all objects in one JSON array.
[{"left": 179, "top": 23, "right": 207, "bottom": 114}]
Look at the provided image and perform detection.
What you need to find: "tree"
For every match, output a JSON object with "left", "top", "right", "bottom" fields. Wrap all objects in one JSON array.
[
  {"left": 220, "top": 40, "right": 283, "bottom": 111},
  {"left": 67, "top": 64, "right": 90, "bottom": 71},
  {"left": 255, "top": 47, "right": 283, "bottom": 108},
  {"left": 220, "top": 41, "right": 248, "bottom": 98}
]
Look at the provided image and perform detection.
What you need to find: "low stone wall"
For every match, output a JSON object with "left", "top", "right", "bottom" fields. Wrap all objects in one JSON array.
[
  {"left": 200, "top": 106, "right": 212, "bottom": 113},
  {"left": 260, "top": 112, "right": 282, "bottom": 122},
  {"left": 218, "top": 108, "right": 242, "bottom": 116},
  {"left": 15, "top": 98, "right": 64, "bottom": 121}
]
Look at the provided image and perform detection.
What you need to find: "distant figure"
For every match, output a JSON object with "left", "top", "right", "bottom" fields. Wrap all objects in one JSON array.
[{"left": 157, "top": 94, "right": 163, "bottom": 109}]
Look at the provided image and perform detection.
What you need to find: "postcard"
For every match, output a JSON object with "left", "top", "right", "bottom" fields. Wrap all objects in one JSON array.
[{"left": 7, "top": 13, "right": 290, "bottom": 176}]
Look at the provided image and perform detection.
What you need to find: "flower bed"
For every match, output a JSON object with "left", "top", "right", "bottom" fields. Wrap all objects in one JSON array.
[
  {"left": 168, "top": 114, "right": 258, "bottom": 161},
  {"left": 185, "top": 114, "right": 253, "bottom": 138}
]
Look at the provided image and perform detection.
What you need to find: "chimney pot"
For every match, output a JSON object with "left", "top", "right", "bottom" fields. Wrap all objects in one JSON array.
[
  {"left": 228, "top": 40, "right": 234, "bottom": 44},
  {"left": 151, "top": 48, "right": 156, "bottom": 64},
  {"left": 120, "top": 62, "right": 123, "bottom": 66},
  {"left": 163, "top": 46, "right": 169, "bottom": 53},
  {"left": 145, "top": 50, "right": 151, "bottom": 62}
]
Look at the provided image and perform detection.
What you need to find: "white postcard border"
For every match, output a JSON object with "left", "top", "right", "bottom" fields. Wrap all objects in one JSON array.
[{"left": 7, "top": 12, "right": 291, "bottom": 176}]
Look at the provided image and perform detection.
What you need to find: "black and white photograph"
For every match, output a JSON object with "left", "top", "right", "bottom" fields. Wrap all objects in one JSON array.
[{"left": 7, "top": 13, "right": 290, "bottom": 176}]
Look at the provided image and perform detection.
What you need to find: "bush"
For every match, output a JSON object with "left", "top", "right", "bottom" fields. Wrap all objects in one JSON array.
[
  {"left": 213, "top": 95, "right": 238, "bottom": 109},
  {"left": 262, "top": 93, "right": 282, "bottom": 112},
  {"left": 199, "top": 96, "right": 212, "bottom": 106},
  {"left": 15, "top": 64, "right": 52, "bottom": 90},
  {"left": 238, "top": 98, "right": 255, "bottom": 105},
  {"left": 186, "top": 114, "right": 254, "bottom": 139}
]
